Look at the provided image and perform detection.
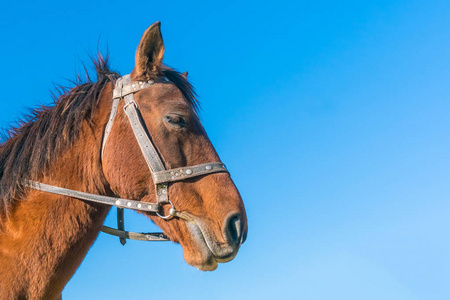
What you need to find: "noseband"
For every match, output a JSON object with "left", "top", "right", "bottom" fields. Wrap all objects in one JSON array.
[{"left": 25, "top": 74, "right": 229, "bottom": 244}]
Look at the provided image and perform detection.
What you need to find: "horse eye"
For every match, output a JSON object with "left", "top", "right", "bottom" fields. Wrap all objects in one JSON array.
[{"left": 164, "top": 115, "right": 187, "bottom": 128}]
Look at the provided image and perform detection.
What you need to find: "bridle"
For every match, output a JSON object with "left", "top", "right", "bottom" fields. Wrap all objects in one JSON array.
[{"left": 25, "top": 74, "right": 229, "bottom": 244}]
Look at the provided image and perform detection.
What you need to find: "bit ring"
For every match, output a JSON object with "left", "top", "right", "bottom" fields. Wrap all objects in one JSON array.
[{"left": 156, "top": 200, "right": 175, "bottom": 219}]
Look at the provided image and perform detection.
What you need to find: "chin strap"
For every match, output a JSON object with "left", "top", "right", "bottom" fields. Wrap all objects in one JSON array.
[{"left": 101, "top": 225, "right": 170, "bottom": 242}]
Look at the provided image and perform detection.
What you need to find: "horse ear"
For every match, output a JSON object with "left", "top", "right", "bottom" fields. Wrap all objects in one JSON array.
[
  {"left": 134, "top": 22, "right": 165, "bottom": 76},
  {"left": 181, "top": 71, "right": 188, "bottom": 79}
]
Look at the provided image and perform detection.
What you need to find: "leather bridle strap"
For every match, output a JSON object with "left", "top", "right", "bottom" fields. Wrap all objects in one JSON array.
[
  {"left": 25, "top": 73, "right": 229, "bottom": 244},
  {"left": 23, "top": 180, "right": 160, "bottom": 213},
  {"left": 104, "top": 74, "right": 229, "bottom": 208},
  {"left": 101, "top": 225, "right": 170, "bottom": 241},
  {"left": 119, "top": 75, "right": 170, "bottom": 206}
]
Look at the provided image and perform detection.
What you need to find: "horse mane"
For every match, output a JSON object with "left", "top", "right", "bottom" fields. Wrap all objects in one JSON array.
[
  {"left": 0, "top": 55, "right": 119, "bottom": 215},
  {"left": 0, "top": 54, "right": 198, "bottom": 216}
]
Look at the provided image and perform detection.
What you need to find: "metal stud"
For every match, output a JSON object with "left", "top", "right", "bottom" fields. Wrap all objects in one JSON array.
[
  {"left": 186, "top": 169, "right": 193, "bottom": 175},
  {"left": 115, "top": 200, "right": 121, "bottom": 206},
  {"left": 175, "top": 172, "right": 180, "bottom": 177},
  {"left": 148, "top": 204, "right": 152, "bottom": 210},
  {"left": 137, "top": 204, "right": 142, "bottom": 209},
  {"left": 170, "top": 171, "right": 174, "bottom": 175},
  {"left": 206, "top": 165, "right": 212, "bottom": 170},
  {"left": 132, "top": 84, "right": 135, "bottom": 87},
  {"left": 171, "top": 176, "right": 175, "bottom": 179},
  {"left": 127, "top": 202, "right": 132, "bottom": 207}
]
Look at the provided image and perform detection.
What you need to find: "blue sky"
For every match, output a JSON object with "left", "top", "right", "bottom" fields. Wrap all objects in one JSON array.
[{"left": 1, "top": 0, "right": 450, "bottom": 299}]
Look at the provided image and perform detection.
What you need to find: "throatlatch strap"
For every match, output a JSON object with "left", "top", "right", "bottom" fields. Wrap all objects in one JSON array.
[{"left": 101, "top": 78, "right": 122, "bottom": 159}]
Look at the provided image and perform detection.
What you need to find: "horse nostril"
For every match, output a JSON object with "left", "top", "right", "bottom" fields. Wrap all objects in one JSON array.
[{"left": 224, "top": 213, "right": 243, "bottom": 246}]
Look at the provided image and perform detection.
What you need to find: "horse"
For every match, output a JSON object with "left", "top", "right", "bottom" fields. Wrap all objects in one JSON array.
[{"left": 0, "top": 22, "right": 247, "bottom": 299}]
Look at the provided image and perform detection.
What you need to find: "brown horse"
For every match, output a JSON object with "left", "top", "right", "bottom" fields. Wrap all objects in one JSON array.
[{"left": 0, "top": 22, "right": 247, "bottom": 299}]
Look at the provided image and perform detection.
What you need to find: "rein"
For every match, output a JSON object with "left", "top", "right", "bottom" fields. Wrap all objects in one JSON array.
[{"left": 25, "top": 74, "right": 229, "bottom": 244}]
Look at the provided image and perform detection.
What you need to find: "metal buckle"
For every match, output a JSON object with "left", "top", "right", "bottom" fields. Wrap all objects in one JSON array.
[
  {"left": 156, "top": 200, "right": 176, "bottom": 219},
  {"left": 123, "top": 100, "right": 138, "bottom": 111}
]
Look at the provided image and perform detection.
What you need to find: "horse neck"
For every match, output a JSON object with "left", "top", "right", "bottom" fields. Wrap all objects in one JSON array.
[{"left": 0, "top": 86, "right": 113, "bottom": 300}]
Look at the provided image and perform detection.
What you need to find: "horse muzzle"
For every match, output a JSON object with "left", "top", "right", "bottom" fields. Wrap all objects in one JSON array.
[{"left": 184, "top": 212, "right": 247, "bottom": 266}]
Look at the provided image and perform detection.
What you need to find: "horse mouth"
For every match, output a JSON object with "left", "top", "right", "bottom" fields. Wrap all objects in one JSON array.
[{"left": 184, "top": 217, "right": 240, "bottom": 271}]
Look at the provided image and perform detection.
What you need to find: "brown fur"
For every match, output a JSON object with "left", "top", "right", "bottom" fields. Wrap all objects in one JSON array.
[{"left": 0, "top": 22, "right": 247, "bottom": 299}]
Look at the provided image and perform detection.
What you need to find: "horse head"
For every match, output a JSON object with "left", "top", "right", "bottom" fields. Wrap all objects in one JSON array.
[{"left": 101, "top": 22, "right": 248, "bottom": 271}]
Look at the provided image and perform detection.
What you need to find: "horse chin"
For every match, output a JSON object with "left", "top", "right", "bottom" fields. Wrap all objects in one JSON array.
[{"left": 188, "top": 254, "right": 219, "bottom": 272}]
